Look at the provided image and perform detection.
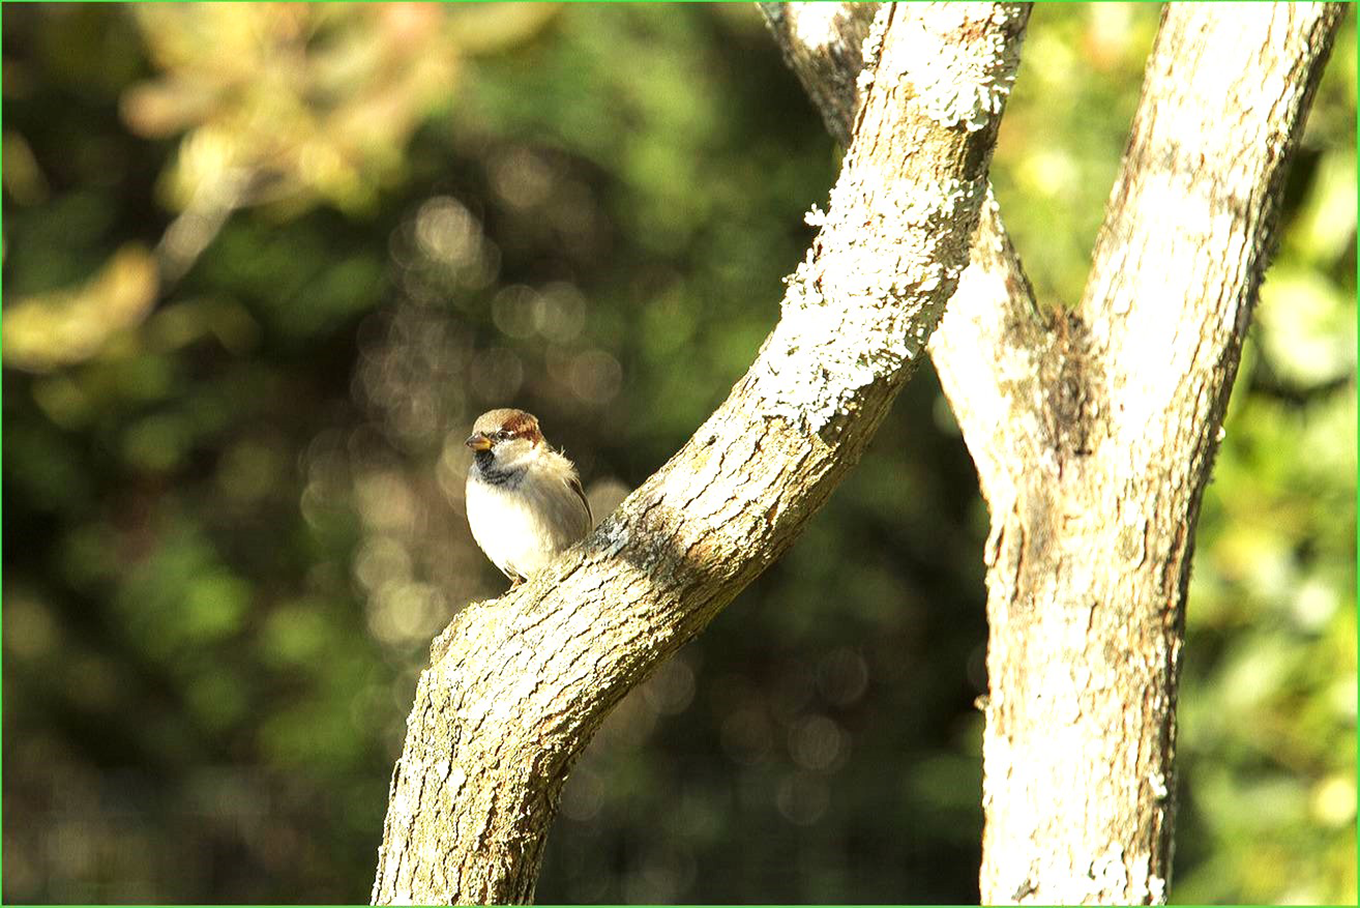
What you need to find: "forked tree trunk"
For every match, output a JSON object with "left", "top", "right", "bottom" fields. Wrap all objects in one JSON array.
[
  {"left": 761, "top": 2, "right": 1343, "bottom": 903},
  {"left": 370, "top": 5, "right": 1031, "bottom": 903}
]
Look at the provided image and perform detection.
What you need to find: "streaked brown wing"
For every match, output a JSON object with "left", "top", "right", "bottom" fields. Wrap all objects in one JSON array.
[{"left": 567, "top": 474, "right": 592, "bottom": 526}]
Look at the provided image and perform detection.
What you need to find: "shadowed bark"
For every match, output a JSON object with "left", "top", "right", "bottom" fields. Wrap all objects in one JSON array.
[
  {"left": 370, "top": 5, "right": 1032, "bottom": 903},
  {"left": 759, "top": 2, "right": 1344, "bottom": 903}
]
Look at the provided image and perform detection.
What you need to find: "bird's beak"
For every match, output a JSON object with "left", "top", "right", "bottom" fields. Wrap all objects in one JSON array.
[{"left": 465, "top": 432, "right": 493, "bottom": 451}]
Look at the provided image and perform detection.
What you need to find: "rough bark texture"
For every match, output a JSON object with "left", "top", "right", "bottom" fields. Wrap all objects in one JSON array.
[
  {"left": 757, "top": 2, "right": 880, "bottom": 148},
  {"left": 756, "top": 2, "right": 1045, "bottom": 506},
  {"left": 370, "top": 5, "right": 1031, "bottom": 903},
  {"left": 762, "top": 2, "right": 1343, "bottom": 904},
  {"left": 973, "top": 7, "right": 1343, "bottom": 903}
]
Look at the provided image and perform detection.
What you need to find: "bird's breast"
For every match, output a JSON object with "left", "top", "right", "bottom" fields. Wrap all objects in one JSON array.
[{"left": 466, "top": 466, "right": 590, "bottom": 578}]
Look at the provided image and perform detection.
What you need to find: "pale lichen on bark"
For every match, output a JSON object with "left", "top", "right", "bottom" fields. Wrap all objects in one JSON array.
[
  {"left": 761, "top": 172, "right": 985, "bottom": 432},
  {"left": 894, "top": 3, "right": 1026, "bottom": 132},
  {"left": 757, "top": 4, "right": 1027, "bottom": 435}
]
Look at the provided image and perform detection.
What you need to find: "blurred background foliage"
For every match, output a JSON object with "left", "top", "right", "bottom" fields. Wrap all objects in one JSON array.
[{"left": 2, "top": 3, "right": 1353, "bottom": 903}]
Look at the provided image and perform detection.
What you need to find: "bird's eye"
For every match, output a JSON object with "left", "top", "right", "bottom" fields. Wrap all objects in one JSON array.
[{"left": 495, "top": 430, "right": 512, "bottom": 442}]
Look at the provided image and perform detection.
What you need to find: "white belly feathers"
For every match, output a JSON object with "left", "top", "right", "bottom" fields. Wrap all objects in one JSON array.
[{"left": 465, "top": 466, "right": 591, "bottom": 581}]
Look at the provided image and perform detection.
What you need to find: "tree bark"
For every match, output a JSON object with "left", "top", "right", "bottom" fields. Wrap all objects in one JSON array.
[
  {"left": 757, "top": 2, "right": 879, "bottom": 149},
  {"left": 973, "top": 7, "right": 1343, "bottom": 903},
  {"left": 756, "top": 2, "right": 1046, "bottom": 510},
  {"left": 761, "top": 2, "right": 1343, "bottom": 904},
  {"left": 370, "top": 5, "right": 1031, "bottom": 903}
]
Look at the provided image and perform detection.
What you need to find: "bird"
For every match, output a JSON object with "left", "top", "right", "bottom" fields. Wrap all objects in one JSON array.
[{"left": 464, "top": 408, "right": 593, "bottom": 588}]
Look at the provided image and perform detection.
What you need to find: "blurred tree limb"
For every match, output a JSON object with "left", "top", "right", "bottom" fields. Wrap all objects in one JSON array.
[
  {"left": 761, "top": 2, "right": 1344, "bottom": 903},
  {"left": 370, "top": 5, "right": 1032, "bottom": 903}
]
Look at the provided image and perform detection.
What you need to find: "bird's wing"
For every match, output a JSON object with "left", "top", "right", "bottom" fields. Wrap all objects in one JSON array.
[{"left": 567, "top": 474, "right": 593, "bottom": 527}]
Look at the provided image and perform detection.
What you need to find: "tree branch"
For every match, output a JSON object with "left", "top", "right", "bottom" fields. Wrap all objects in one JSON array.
[
  {"left": 761, "top": 2, "right": 1343, "bottom": 903},
  {"left": 756, "top": 2, "right": 878, "bottom": 148},
  {"left": 370, "top": 5, "right": 1031, "bottom": 903},
  {"left": 757, "top": 1, "right": 1047, "bottom": 513},
  {"left": 1080, "top": 2, "right": 1344, "bottom": 467}
]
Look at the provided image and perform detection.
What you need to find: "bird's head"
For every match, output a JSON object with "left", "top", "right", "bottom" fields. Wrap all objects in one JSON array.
[{"left": 466, "top": 408, "right": 545, "bottom": 473}]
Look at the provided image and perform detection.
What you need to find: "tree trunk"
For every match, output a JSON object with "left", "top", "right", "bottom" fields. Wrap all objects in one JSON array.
[
  {"left": 972, "top": 7, "right": 1343, "bottom": 902},
  {"left": 370, "top": 5, "right": 1031, "bottom": 903},
  {"left": 761, "top": 2, "right": 1343, "bottom": 904}
]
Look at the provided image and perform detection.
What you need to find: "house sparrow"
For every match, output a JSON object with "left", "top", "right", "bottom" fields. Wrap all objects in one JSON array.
[{"left": 464, "top": 408, "right": 593, "bottom": 588}]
